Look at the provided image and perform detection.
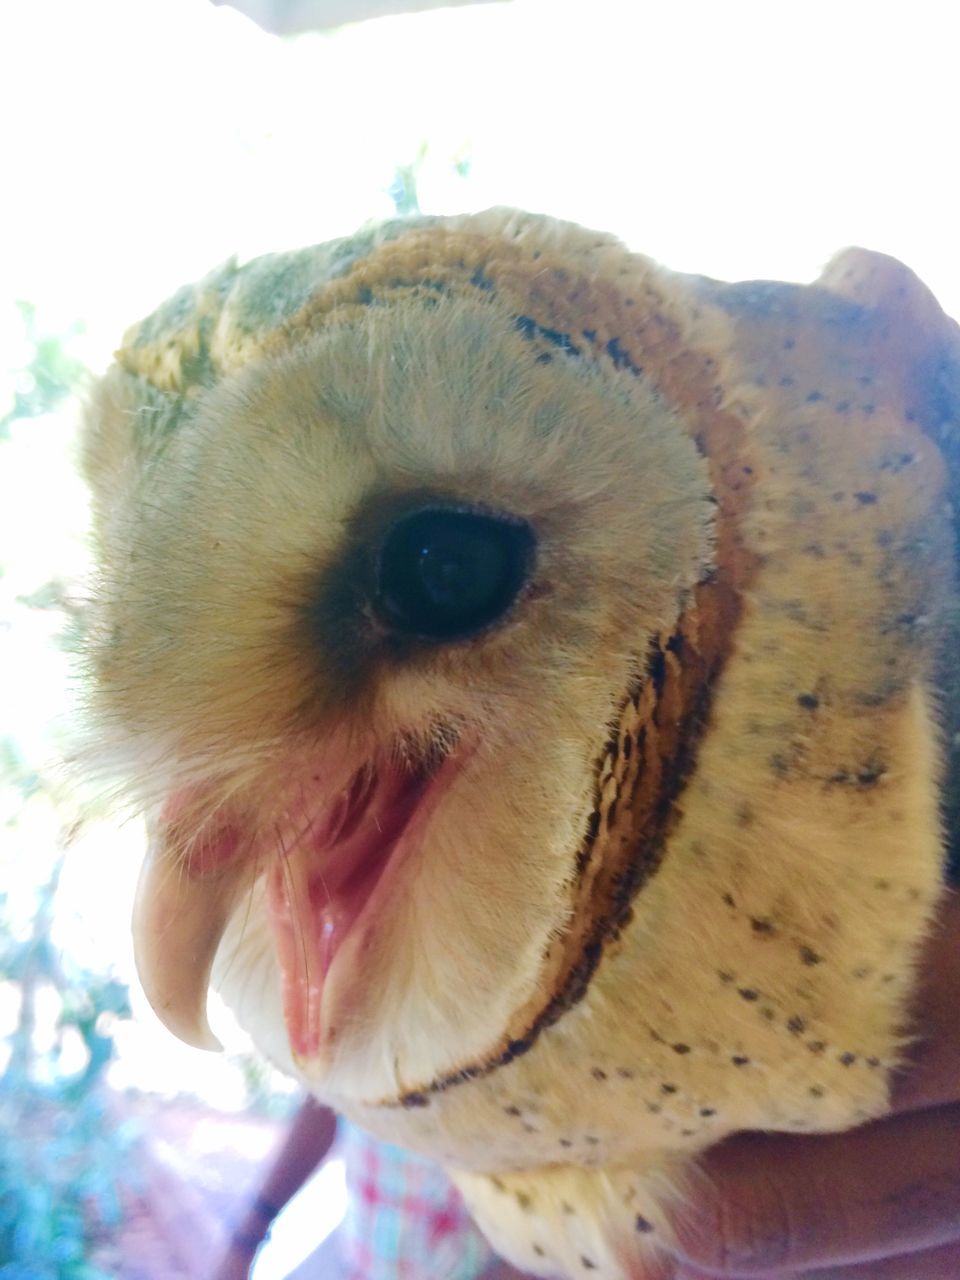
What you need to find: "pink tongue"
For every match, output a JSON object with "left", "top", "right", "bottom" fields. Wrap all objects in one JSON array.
[{"left": 266, "top": 764, "right": 432, "bottom": 1061}]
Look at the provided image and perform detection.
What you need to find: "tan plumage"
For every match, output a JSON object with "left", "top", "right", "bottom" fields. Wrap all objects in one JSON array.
[{"left": 81, "top": 210, "right": 959, "bottom": 1278}]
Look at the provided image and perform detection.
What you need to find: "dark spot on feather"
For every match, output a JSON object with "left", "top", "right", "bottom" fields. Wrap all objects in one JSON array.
[
  {"left": 401, "top": 1092, "right": 429, "bottom": 1108},
  {"left": 673, "top": 1043, "right": 691, "bottom": 1055},
  {"left": 732, "top": 1056, "right": 750, "bottom": 1066},
  {"left": 635, "top": 1214, "right": 655, "bottom": 1233},
  {"left": 559, "top": 1138, "right": 573, "bottom": 1148},
  {"left": 513, "top": 315, "right": 581, "bottom": 356},
  {"left": 806, "top": 390, "right": 825, "bottom": 403},
  {"left": 879, "top": 451, "right": 916, "bottom": 473},
  {"left": 839, "top": 1052, "right": 857, "bottom": 1066},
  {"left": 647, "top": 648, "right": 666, "bottom": 694},
  {"left": 800, "top": 946, "right": 822, "bottom": 966},
  {"left": 504, "top": 1105, "right": 521, "bottom": 1116},
  {"left": 787, "top": 1016, "right": 806, "bottom": 1035},
  {"left": 855, "top": 491, "right": 877, "bottom": 505},
  {"left": 808, "top": 1040, "right": 826, "bottom": 1054},
  {"left": 723, "top": 893, "right": 736, "bottom": 908},
  {"left": 606, "top": 337, "right": 639, "bottom": 372},
  {"left": 857, "top": 763, "right": 886, "bottom": 786},
  {"left": 661, "top": 1083, "right": 677, "bottom": 1094},
  {"left": 810, "top": 1085, "right": 825, "bottom": 1098},
  {"left": 739, "top": 988, "right": 759, "bottom": 1002},
  {"left": 699, "top": 1107, "right": 716, "bottom": 1117},
  {"left": 592, "top": 1068, "right": 607, "bottom": 1081},
  {"left": 751, "top": 917, "right": 774, "bottom": 935},
  {"left": 797, "top": 692, "right": 820, "bottom": 710},
  {"left": 581, "top": 1257, "right": 597, "bottom": 1271},
  {"left": 504, "top": 1037, "right": 532, "bottom": 1061}
]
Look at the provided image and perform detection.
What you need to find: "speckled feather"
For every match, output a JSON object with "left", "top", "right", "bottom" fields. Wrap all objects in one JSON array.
[{"left": 82, "top": 210, "right": 959, "bottom": 1279}]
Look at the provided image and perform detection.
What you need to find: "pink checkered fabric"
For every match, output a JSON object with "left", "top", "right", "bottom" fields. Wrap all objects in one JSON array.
[{"left": 336, "top": 1121, "right": 496, "bottom": 1279}]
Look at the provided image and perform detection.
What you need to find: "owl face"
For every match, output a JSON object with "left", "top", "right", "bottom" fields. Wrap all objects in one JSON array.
[
  {"left": 86, "top": 284, "right": 713, "bottom": 1101},
  {"left": 84, "top": 213, "right": 957, "bottom": 1239}
]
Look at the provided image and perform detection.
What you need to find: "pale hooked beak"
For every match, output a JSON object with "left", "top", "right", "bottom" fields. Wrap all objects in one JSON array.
[{"left": 132, "top": 820, "right": 254, "bottom": 1051}]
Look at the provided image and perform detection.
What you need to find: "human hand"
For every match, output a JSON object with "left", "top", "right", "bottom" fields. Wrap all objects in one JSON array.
[
  {"left": 212, "top": 1236, "right": 260, "bottom": 1280},
  {"left": 663, "top": 889, "right": 960, "bottom": 1279}
]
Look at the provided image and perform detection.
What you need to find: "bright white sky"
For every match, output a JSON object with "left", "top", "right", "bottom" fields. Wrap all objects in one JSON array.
[
  {"left": 2, "top": 0, "right": 959, "bottom": 355},
  {"left": 0, "top": 3, "right": 956, "bottom": 1270}
]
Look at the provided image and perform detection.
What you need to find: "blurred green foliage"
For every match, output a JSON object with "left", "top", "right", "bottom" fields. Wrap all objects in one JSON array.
[
  {"left": 0, "top": 303, "right": 86, "bottom": 442},
  {"left": 0, "top": 323, "right": 133, "bottom": 1277},
  {"left": 0, "top": 841, "right": 136, "bottom": 1278}
]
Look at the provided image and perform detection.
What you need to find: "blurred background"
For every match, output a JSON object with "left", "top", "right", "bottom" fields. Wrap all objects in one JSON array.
[{"left": 0, "top": 0, "right": 957, "bottom": 1275}]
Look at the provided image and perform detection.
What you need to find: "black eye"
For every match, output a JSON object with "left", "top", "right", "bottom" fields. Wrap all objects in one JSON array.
[{"left": 374, "top": 506, "right": 535, "bottom": 641}]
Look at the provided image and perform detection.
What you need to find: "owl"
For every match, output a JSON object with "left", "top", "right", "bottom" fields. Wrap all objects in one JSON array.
[{"left": 81, "top": 209, "right": 959, "bottom": 1278}]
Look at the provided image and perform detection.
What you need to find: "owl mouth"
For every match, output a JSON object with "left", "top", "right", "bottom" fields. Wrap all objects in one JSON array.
[
  {"left": 266, "top": 745, "right": 468, "bottom": 1061},
  {"left": 131, "top": 736, "right": 471, "bottom": 1057}
]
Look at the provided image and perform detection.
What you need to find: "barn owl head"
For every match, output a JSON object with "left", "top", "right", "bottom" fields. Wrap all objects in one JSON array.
[{"left": 82, "top": 210, "right": 959, "bottom": 1277}]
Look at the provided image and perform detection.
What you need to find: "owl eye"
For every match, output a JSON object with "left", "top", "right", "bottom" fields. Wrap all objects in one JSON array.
[{"left": 374, "top": 506, "right": 535, "bottom": 641}]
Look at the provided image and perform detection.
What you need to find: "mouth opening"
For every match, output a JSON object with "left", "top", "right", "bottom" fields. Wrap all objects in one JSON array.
[{"left": 267, "top": 738, "right": 464, "bottom": 1061}]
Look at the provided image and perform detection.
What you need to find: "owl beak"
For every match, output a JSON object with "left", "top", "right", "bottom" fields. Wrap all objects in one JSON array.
[
  {"left": 132, "top": 809, "right": 255, "bottom": 1051},
  {"left": 131, "top": 737, "right": 474, "bottom": 1060}
]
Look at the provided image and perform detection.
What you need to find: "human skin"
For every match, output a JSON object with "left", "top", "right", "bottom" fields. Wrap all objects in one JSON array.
[{"left": 663, "top": 888, "right": 960, "bottom": 1280}]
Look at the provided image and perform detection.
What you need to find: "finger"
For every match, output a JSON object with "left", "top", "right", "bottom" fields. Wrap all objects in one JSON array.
[
  {"left": 890, "top": 887, "right": 960, "bottom": 1115},
  {"left": 674, "top": 1237, "right": 960, "bottom": 1280},
  {"left": 806, "top": 1237, "right": 960, "bottom": 1278},
  {"left": 667, "top": 1103, "right": 960, "bottom": 1276}
]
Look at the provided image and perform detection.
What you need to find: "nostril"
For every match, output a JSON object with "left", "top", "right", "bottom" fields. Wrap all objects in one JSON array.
[{"left": 373, "top": 505, "right": 536, "bottom": 642}]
